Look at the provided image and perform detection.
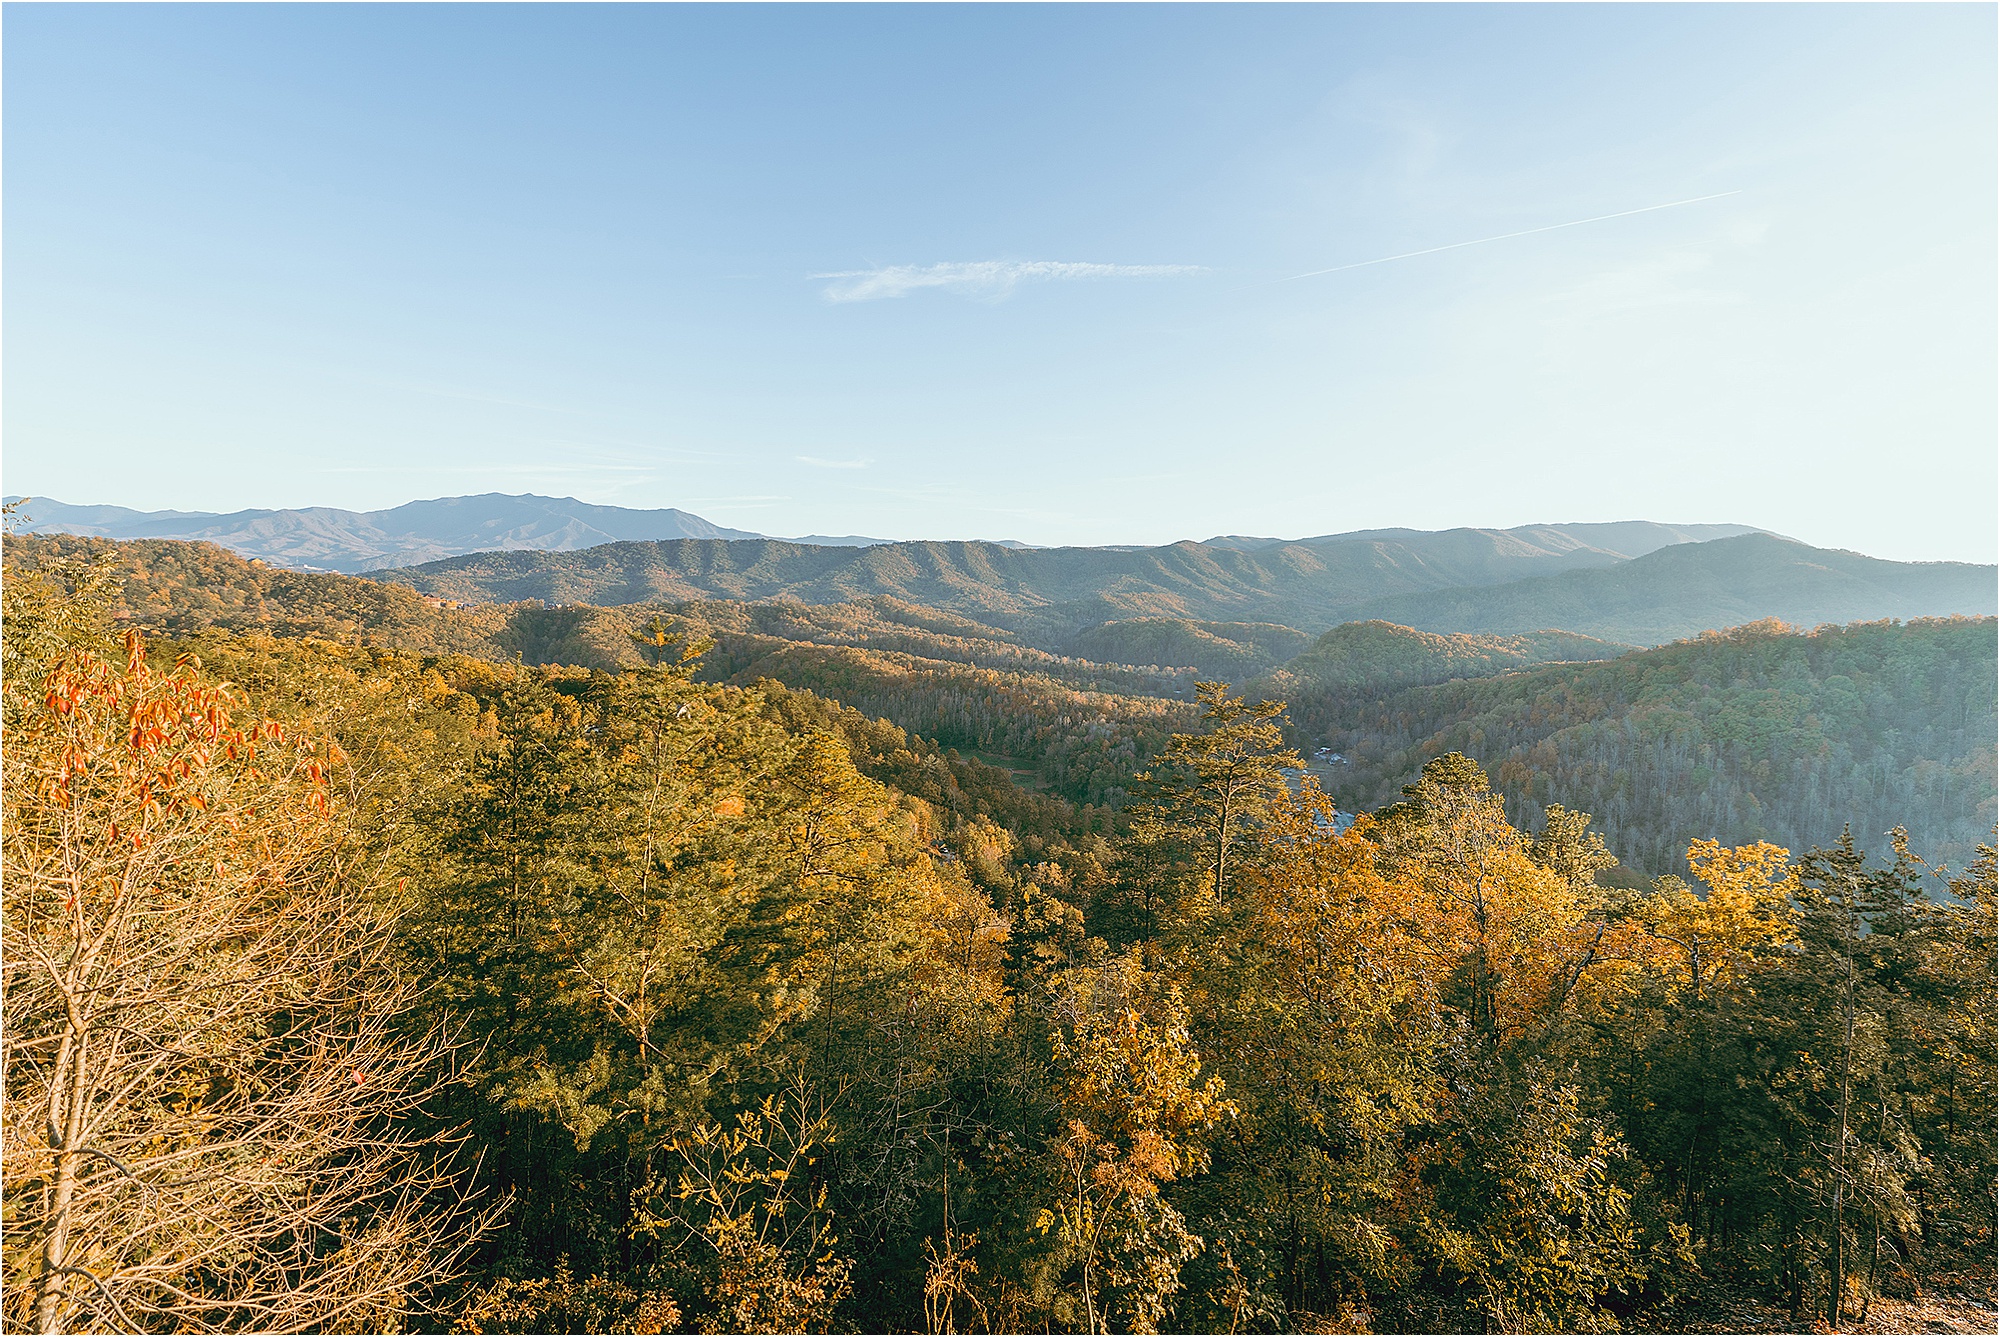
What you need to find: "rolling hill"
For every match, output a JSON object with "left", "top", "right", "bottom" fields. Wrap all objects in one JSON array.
[
  {"left": 1257, "top": 620, "right": 1629, "bottom": 696},
  {"left": 1303, "top": 615, "right": 1998, "bottom": 877},
  {"left": 1061, "top": 618, "right": 1312, "bottom": 679},
  {"left": 0, "top": 532, "right": 509, "bottom": 655},
  {"left": 10, "top": 532, "right": 1992, "bottom": 867},
  {"left": 1348, "top": 533, "right": 1997, "bottom": 644},
  {"left": 371, "top": 530, "right": 1994, "bottom": 647}
]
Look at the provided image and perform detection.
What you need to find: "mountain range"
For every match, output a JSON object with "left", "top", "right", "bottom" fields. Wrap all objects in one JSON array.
[
  {"left": 8, "top": 492, "right": 1760, "bottom": 576},
  {"left": 10, "top": 492, "right": 1992, "bottom": 648},
  {"left": 373, "top": 528, "right": 1994, "bottom": 647},
  {"left": 3, "top": 493, "right": 891, "bottom": 571}
]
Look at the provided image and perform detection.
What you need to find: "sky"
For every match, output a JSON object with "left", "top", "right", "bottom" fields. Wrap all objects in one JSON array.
[{"left": 4, "top": 3, "right": 1995, "bottom": 561}]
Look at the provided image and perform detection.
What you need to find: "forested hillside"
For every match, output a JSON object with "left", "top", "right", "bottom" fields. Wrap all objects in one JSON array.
[
  {"left": 1349, "top": 533, "right": 1998, "bottom": 644},
  {"left": 6, "top": 542, "right": 1991, "bottom": 1332},
  {"left": 695, "top": 638, "right": 1194, "bottom": 807},
  {"left": 3, "top": 531, "right": 509, "bottom": 653},
  {"left": 0, "top": 536, "right": 1345, "bottom": 689},
  {"left": 1064, "top": 618, "right": 1311, "bottom": 678},
  {"left": 13, "top": 532, "right": 1996, "bottom": 869},
  {"left": 1298, "top": 617, "right": 1998, "bottom": 876},
  {"left": 370, "top": 531, "right": 1611, "bottom": 630},
  {"left": 1258, "top": 620, "right": 1626, "bottom": 696},
  {"left": 371, "top": 528, "right": 1996, "bottom": 646}
]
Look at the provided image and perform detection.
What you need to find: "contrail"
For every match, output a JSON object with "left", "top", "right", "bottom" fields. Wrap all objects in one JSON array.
[{"left": 1286, "top": 189, "right": 1742, "bottom": 280}]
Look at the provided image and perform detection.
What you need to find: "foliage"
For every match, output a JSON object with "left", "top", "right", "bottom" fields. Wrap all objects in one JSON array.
[
  {"left": 641, "top": 1082, "right": 854, "bottom": 1333},
  {"left": 454, "top": 1262, "right": 682, "bottom": 1335},
  {"left": 1, "top": 622, "right": 489, "bottom": 1332},
  {"left": 1, "top": 533, "right": 1991, "bottom": 1333},
  {"left": 1036, "top": 960, "right": 1235, "bottom": 1334},
  {"left": 1312, "top": 616, "right": 1998, "bottom": 876},
  {"left": 1102, "top": 682, "right": 1300, "bottom": 947},
  {"left": 1415, "top": 1068, "right": 1645, "bottom": 1333}
]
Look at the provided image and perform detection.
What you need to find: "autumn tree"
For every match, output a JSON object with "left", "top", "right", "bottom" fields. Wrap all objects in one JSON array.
[
  {"left": 1184, "top": 784, "right": 1445, "bottom": 1323},
  {"left": 1034, "top": 959, "right": 1234, "bottom": 1333},
  {"left": 1372, "top": 754, "right": 1633, "bottom": 1053},
  {"left": 1, "top": 629, "right": 489, "bottom": 1333}
]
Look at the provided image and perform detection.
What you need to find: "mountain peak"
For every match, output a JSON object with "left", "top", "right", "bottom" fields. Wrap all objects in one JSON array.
[{"left": 3, "top": 493, "right": 893, "bottom": 572}]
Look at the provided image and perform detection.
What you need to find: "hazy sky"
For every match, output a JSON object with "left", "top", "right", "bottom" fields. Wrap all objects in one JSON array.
[{"left": 5, "top": 4, "right": 1995, "bottom": 559}]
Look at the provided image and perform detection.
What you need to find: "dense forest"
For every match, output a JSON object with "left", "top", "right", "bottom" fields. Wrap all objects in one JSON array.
[
  {"left": 4, "top": 534, "right": 1993, "bottom": 1334},
  {"left": 7, "top": 531, "right": 1995, "bottom": 874},
  {"left": 1339, "top": 535, "right": 1998, "bottom": 645},
  {"left": 1257, "top": 621, "right": 1626, "bottom": 695},
  {"left": 1292, "top": 617, "right": 1998, "bottom": 878}
]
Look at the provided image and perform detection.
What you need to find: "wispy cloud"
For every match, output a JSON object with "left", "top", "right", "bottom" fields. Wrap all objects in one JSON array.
[
  {"left": 797, "top": 455, "right": 871, "bottom": 470},
  {"left": 814, "top": 260, "right": 1204, "bottom": 303}
]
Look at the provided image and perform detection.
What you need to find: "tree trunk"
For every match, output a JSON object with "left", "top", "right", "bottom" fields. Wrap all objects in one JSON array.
[
  {"left": 37, "top": 1014, "right": 90, "bottom": 1334},
  {"left": 1827, "top": 950, "right": 1857, "bottom": 1330}
]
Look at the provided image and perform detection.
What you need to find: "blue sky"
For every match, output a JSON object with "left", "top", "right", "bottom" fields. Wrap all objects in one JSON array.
[{"left": 4, "top": 3, "right": 1994, "bottom": 559}]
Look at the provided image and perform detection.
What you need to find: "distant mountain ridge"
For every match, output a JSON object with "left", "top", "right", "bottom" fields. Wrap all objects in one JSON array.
[
  {"left": 1204, "top": 520, "right": 1764, "bottom": 558},
  {"left": 1346, "top": 533, "right": 1998, "bottom": 644},
  {"left": 373, "top": 529, "right": 1995, "bottom": 646},
  {"left": 13, "top": 493, "right": 1989, "bottom": 646},
  {"left": 4, "top": 493, "right": 887, "bottom": 572},
  {"left": 365, "top": 529, "right": 1649, "bottom": 633},
  {"left": 11, "top": 492, "right": 1759, "bottom": 575}
]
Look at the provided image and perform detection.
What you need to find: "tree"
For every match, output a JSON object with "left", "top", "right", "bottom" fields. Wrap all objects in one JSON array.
[
  {"left": 1528, "top": 804, "right": 1618, "bottom": 899},
  {"left": 1185, "top": 784, "right": 1445, "bottom": 1322},
  {"left": 1, "top": 630, "right": 489, "bottom": 1332},
  {"left": 629, "top": 615, "right": 712, "bottom": 670},
  {"left": 1037, "top": 960, "right": 1235, "bottom": 1333},
  {"left": 1110, "top": 683, "right": 1300, "bottom": 947},
  {"left": 638, "top": 1078, "right": 854, "bottom": 1333},
  {"left": 1605, "top": 830, "right": 1996, "bottom": 1321},
  {"left": 1417, "top": 1067, "right": 1645, "bottom": 1333},
  {"left": 1789, "top": 831, "right": 1996, "bottom": 1325},
  {"left": 1374, "top": 755, "right": 1631, "bottom": 1053},
  {"left": 1637, "top": 839, "right": 1799, "bottom": 1004}
]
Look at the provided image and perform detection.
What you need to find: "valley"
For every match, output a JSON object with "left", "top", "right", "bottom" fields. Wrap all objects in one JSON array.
[
  {"left": 5, "top": 514, "right": 1994, "bottom": 1334},
  {"left": 9, "top": 520, "right": 1992, "bottom": 874},
  {"left": 10, "top": 7, "right": 1993, "bottom": 1330}
]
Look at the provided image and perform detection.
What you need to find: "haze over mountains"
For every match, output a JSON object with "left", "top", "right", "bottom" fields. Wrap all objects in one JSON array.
[
  {"left": 4, "top": 493, "right": 891, "bottom": 571},
  {"left": 1340, "top": 534, "right": 1999, "bottom": 644},
  {"left": 1201, "top": 521, "right": 1760, "bottom": 555},
  {"left": 14, "top": 491, "right": 1992, "bottom": 648},
  {"left": 9, "top": 492, "right": 1763, "bottom": 575},
  {"left": 377, "top": 528, "right": 1994, "bottom": 648}
]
